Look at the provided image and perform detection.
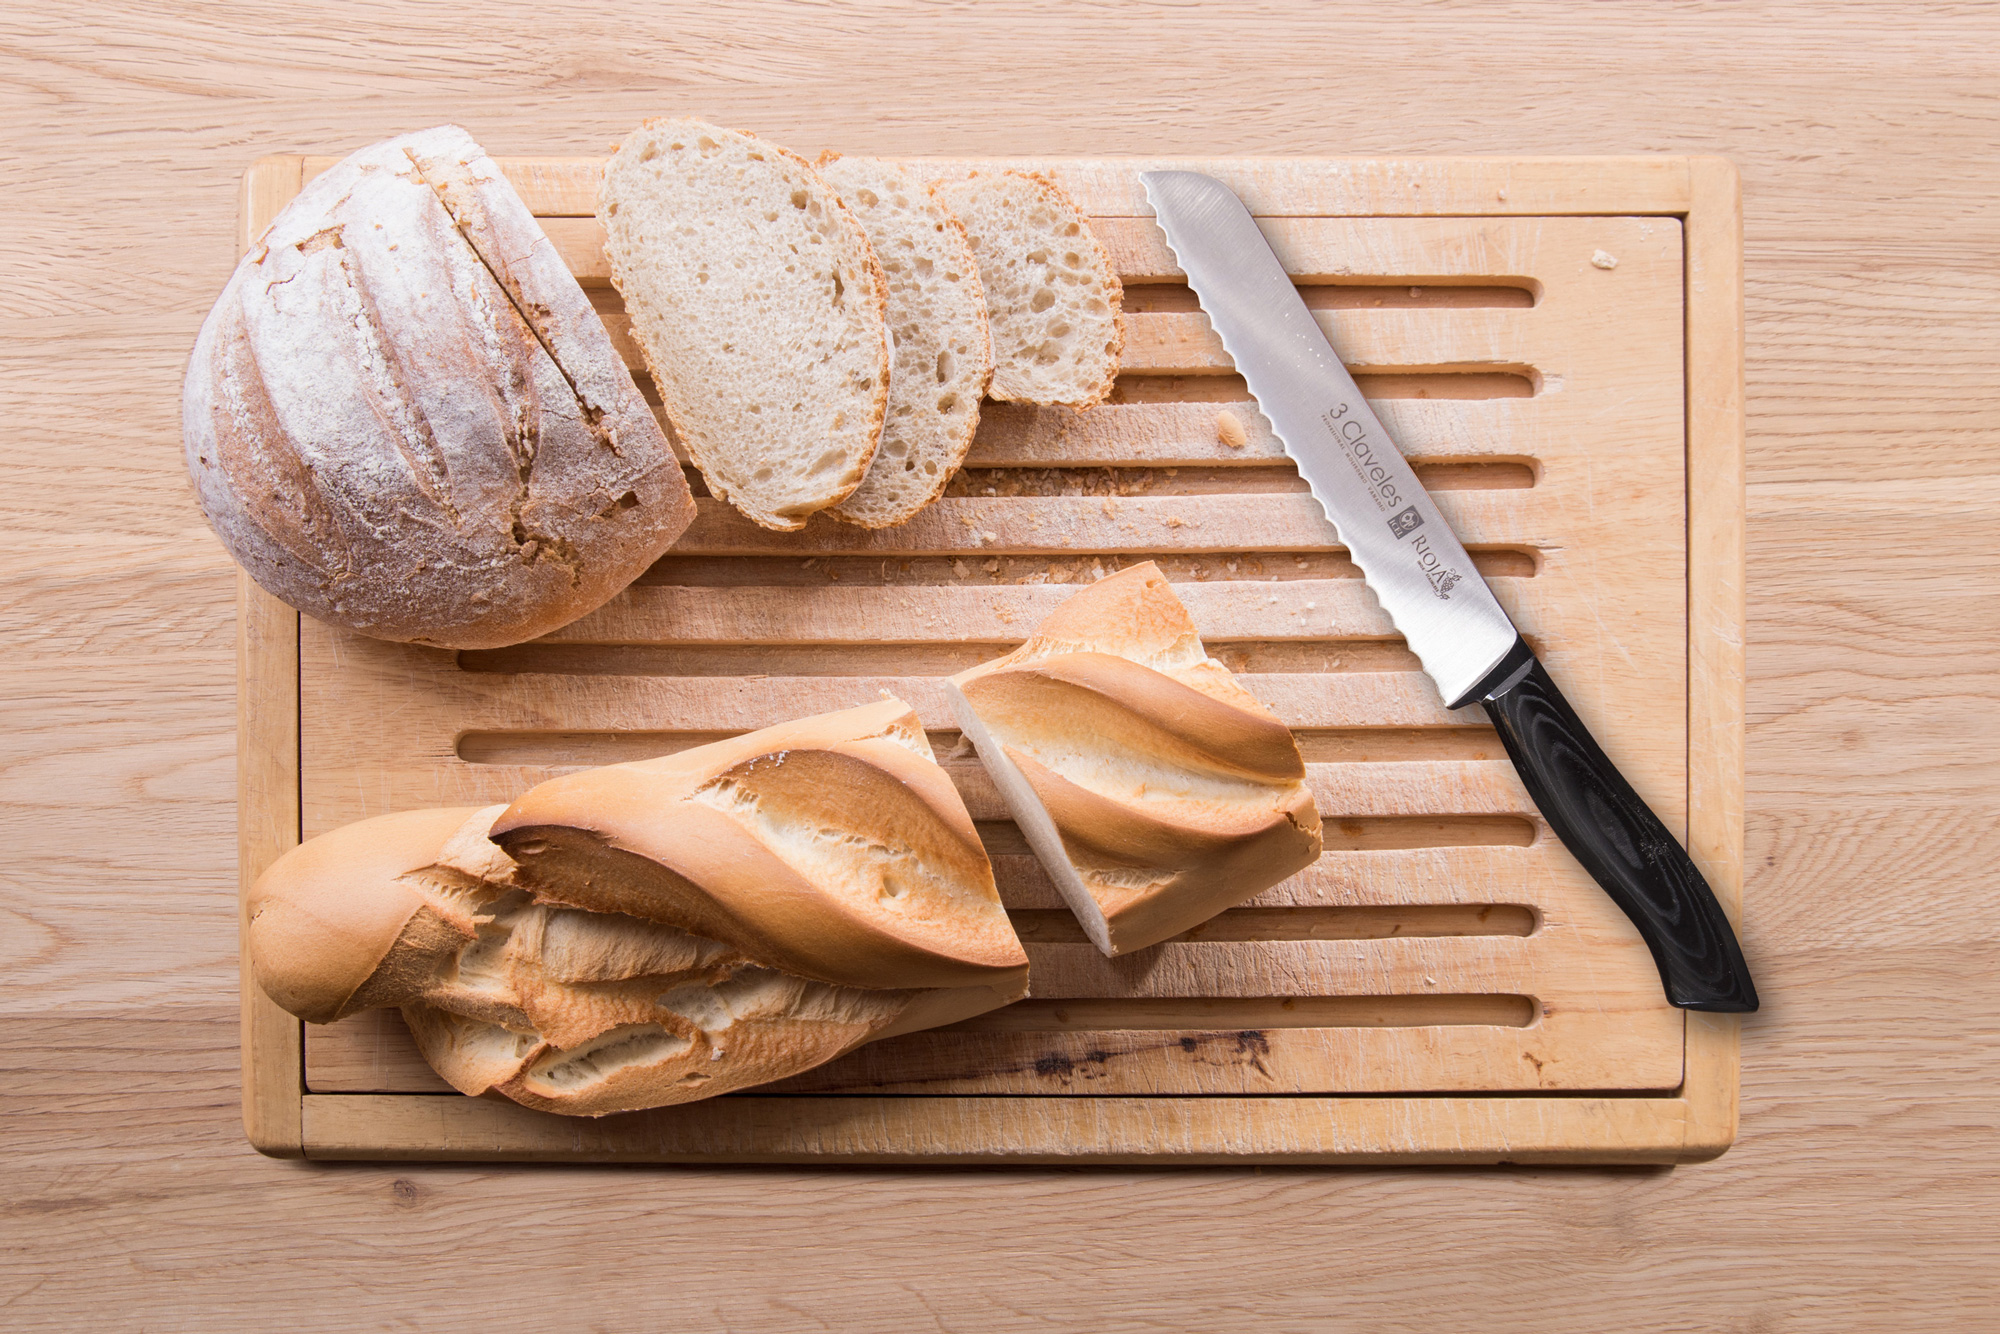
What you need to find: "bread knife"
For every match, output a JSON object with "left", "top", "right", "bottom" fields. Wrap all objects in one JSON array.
[{"left": 1141, "top": 171, "right": 1758, "bottom": 1012}]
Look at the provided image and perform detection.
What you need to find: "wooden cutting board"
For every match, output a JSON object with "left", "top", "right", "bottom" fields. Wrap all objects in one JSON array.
[{"left": 237, "top": 151, "right": 1746, "bottom": 1163}]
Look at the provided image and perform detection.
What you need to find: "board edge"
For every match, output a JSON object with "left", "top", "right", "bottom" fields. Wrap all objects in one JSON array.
[
  {"left": 1679, "top": 154, "right": 1747, "bottom": 1161},
  {"left": 237, "top": 154, "right": 309, "bottom": 1158}
]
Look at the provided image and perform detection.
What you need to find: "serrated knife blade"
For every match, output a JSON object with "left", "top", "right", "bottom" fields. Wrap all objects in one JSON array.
[{"left": 1143, "top": 170, "right": 1758, "bottom": 1012}]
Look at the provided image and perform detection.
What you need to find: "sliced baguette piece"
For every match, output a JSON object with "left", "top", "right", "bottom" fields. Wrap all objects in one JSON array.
[
  {"left": 599, "top": 119, "right": 891, "bottom": 531},
  {"left": 929, "top": 170, "right": 1123, "bottom": 407},
  {"left": 946, "top": 562, "right": 1322, "bottom": 955},
  {"left": 815, "top": 155, "right": 993, "bottom": 528}
]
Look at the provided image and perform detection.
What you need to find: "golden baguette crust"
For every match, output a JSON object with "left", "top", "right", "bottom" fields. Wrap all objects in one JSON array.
[
  {"left": 247, "top": 760, "right": 1030, "bottom": 1116},
  {"left": 246, "top": 806, "right": 489, "bottom": 1024},
  {"left": 491, "top": 700, "right": 1028, "bottom": 990},
  {"left": 949, "top": 562, "right": 1322, "bottom": 955}
]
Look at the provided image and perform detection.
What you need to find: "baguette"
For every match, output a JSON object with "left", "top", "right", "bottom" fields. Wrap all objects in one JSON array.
[
  {"left": 929, "top": 170, "right": 1123, "bottom": 407},
  {"left": 247, "top": 702, "right": 1027, "bottom": 1116},
  {"left": 946, "top": 563, "right": 1322, "bottom": 954},
  {"left": 183, "top": 125, "right": 693, "bottom": 649},
  {"left": 815, "top": 155, "right": 994, "bottom": 528},
  {"left": 600, "top": 119, "right": 891, "bottom": 531}
]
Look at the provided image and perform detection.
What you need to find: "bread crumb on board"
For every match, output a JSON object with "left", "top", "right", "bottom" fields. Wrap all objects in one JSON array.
[
  {"left": 1215, "top": 410, "right": 1249, "bottom": 449},
  {"left": 1591, "top": 249, "right": 1619, "bottom": 270}
]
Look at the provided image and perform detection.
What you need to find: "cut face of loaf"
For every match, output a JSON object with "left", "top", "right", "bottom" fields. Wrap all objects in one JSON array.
[
  {"left": 815, "top": 155, "right": 994, "bottom": 528},
  {"left": 929, "top": 171, "right": 1123, "bottom": 408},
  {"left": 947, "top": 563, "right": 1322, "bottom": 955},
  {"left": 600, "top": 119, "right": 890, "bottom": 531},
  {"left": 183, "top": 125, "right": 693, "bottom": 649}
]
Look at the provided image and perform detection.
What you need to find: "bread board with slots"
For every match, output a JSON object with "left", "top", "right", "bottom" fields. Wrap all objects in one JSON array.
[{"left": 237, "top": 151, "right": 1747, "bottom": 1164}]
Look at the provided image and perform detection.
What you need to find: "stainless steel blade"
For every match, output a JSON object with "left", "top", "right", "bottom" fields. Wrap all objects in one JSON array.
[{"left": 1141, "top": 171, "right": 1520, "bottom": 708}]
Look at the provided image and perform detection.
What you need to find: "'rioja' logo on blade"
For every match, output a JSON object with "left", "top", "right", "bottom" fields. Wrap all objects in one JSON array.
[
  {"left": 1410, "top": 533, "right": 1464, "bottom": 600},
  {"left": 1387, "top": 506, "right": 1424, "bottom": 539}
]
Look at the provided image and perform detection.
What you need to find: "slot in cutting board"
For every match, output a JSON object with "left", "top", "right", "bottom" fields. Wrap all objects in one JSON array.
[{"left": 238, "top": 152, "right": 1746, "bottom": 1163}]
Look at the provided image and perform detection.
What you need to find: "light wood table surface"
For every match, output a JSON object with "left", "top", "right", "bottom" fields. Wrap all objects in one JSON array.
[{"left": 4, "top": 4, "right": 1995, "bottom": 1329}]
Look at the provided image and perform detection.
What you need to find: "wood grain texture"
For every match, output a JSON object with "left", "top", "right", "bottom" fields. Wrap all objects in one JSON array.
[{"left": 3, "top": 2, "right": 1995, "bottom": 1329}]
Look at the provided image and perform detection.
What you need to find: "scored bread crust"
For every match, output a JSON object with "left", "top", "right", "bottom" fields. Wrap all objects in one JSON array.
[
  {"left": 815, "top": 154, "right": 995, "bottom": 528},
  {"left": 947, "top": 562, "right": 1322, "bottom": 955},
  {"left": 600, "top": 120, "right": 891, "bottom": 531},
  {"left": 490, "top": 699, "right": 1028, "bottom": 991},
  {"left": 247, "top": 757, "right": 1029, "bottom": 1116},
  {"left": 183, "top": 125, "right": 694, "bottom": 649},
  {"left": 929, "top": 170, "right": 1123, "bottom": 409}
]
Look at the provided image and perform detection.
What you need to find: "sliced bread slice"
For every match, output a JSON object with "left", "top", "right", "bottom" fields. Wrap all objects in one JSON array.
[
  {"left": 816, "top": 155, "right": 994, "bottom": 528},
  {"left": 930, "top": 170, "right": 1123, "bottom": 408},
  {"left": 600, "top": 120, "right": 891, "bottom": 531}
]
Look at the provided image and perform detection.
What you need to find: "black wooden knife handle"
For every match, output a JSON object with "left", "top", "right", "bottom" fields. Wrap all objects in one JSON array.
[{"left": 1469, "top": 638, "right": 1759, "bottom": 1012}]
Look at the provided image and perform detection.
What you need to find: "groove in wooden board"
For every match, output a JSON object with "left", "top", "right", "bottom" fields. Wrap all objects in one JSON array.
[
  {"left": 306, "top": 992, "right": 1679, "bottom": 1099},
  {"left": 452, "top": 721, "right": 1497, "bottom": 766},
  {"left": 652, "top": 396, "right": 1553, "bottom": 472},
  {"left": 606, "top": 307, "right": 1548, "bottom": 382},
  {"left": 981, "top": 844, "right": 1577, "bottom": 914},
  {"left": 1103, "top": 370, "right": 1536, "bottom": 401},
  {"left": 1008, "top": 903, "right": 1538, "bottom": 944},
  {"left": 632, "top": 549, "right": 1538, "bottom": 591},
  {"left": 546, "top": 577, "right": 1470, "bottom": 645},
  {"left": 1122, "top": 281, "right": 1538, "bottom": 311},
  {"left": 973, "top": 813, "right": 1538, "bottom": 859},
  {"left": 1120, "top": 311, "right": 1546, "bottom": 377},
  {"left": 941, "top": 993, "right": 1539, "bottom": 1028},
  {"left": 964, "top": 399, "right": 1553, "bottom": 467},
  {"left": 940, "top": 460, "right": 1538, "bottom": 496},
  {"left": 633, "top": 364, "right": 1538, "bottom": 410},
  {"left": 664, "top": 493, "right": 1560, "bottom": 558},
  {"left": 455, "top": 639, "right": 1434, "bottom": 681},
  {"left": 589, "top": 278, "right": 1540, "bottom": 315},
  {"left": 1016, "top": 934, "right": 1576, "bottom": 1002}
]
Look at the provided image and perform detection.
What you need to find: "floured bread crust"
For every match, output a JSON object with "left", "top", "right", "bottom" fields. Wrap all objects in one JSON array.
[
  {"left": 245, "top": 704, "right": 1030, "bottom": 1116},
  {"left": 948, "top": 562, "right": 1322, "bottom": 955},
  {"left": 182, "top": 125, "right": 694, "bottom": 650}
]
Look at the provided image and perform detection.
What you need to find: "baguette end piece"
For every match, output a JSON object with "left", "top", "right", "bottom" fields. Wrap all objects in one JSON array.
[{"left": 950, "top": 562, "right": 1322, "bottom": 956}]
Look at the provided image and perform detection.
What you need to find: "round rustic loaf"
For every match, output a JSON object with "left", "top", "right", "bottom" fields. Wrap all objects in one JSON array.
[{"left": 182, "top": 125, "right": 694, "bottom": 649}]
